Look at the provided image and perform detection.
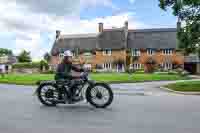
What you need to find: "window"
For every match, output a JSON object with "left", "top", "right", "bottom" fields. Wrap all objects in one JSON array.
[
  {"left": 83, "top": 64, "right": 92, "bottom": 70},
  {"left": 103, "top": 63, "right": 112, "bottom": 70},
  {"left": 162, "top": 49, "right": 173, "bottom": 55},
  {"left": 132, "top": 49, "right": 141, "bottom": 56},
  {"left": 103, "top": 49, "right": 112, "bottom": 56},
  {"left": 72, "top": 52, "right": 76, "bottom": 57},
  {"left": 131, "top": 63, "right": 142, "bottom": 70},
  {"left": 59, "top": 53, "right": 64, "bottom": 60},
  {"left": 147, "top": 49, "right": 155, "bottom": 55},
  {"left": 162, "top": 63, "right": 172, "bottom": 70}
]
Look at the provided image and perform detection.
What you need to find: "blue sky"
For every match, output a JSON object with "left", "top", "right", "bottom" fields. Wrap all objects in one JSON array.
[{"left": 0, "top": 0, "right": 177, "bottom": 60}]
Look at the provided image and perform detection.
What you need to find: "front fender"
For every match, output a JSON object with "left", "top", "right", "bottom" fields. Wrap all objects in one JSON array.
[{"left": 88, "top": 80, "right": 111, "bottom": 87}]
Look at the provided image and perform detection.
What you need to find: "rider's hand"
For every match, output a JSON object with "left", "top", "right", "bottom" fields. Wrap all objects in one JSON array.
[{"left": 80, "top": 72, "right": 85, "bottom": 78}]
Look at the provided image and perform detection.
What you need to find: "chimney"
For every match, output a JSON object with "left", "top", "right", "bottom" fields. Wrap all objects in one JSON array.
[
  {"left": 56, "top": 30, "right": 61, "bottom": 39},
  {"left": 98, "top": 22, "right": 104, "bottom": 32},
  {"left": 124, "top": 21, "right": 128, "bottom": 30},
  {"left": 124, "top": 21, "right": 129, "bottom": 49}
]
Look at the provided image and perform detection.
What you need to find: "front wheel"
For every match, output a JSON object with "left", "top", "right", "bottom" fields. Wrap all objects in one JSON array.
[
  {"left": 86, "top": 83, "right": 113, "bottom": 108},
  {"left": 37, "top": 84, "right": 58, "bottom": 106}
]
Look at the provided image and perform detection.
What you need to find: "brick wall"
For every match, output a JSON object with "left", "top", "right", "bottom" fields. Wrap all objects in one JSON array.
[
  {"left": 94, "top": 50, "right": 126, "bottom": 69},
  {"left": 50, "top": 49, "right": 184, "bottom": 71},
  {"left": 130, "top": 49, "right": 184, "bottom": 71}
]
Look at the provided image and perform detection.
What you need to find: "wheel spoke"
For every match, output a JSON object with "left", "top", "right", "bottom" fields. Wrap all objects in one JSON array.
[
  {"left": 39, "top": 85, "right": 59, "bottom": 104},
  {"left": 90, "top": 85, "right": 111, "bottom": 106}
]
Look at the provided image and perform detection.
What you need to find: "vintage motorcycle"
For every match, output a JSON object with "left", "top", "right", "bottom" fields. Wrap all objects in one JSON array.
[{"left": 35, "top": 72, "right": 113, "bottom": 108}]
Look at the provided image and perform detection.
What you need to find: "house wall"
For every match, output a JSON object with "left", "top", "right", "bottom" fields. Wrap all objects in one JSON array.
[
  {"left": 130, "top": 49, "right": 184, "bottom": 71},
  {"left": 94, "top": 50, "right": 127, "bottom": 70},
  {"left": 50, "top": 49, "right": 184, "bottom": 72}
]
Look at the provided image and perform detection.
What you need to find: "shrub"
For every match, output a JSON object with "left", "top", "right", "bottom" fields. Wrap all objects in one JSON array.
[
  {"left": 181, "top": 70, "right": 190, "bottom": 77},
  {"left": 39, "top": 60, "right": 49, "bottom": 71},
  {"left": 13, "top": 62, "right": 40, "bottom": 69},
  {"left": 41, "top": 70, "right": 55, "bottom": 74},
  {"left": 134, "top": 69, "right": 145, "bottom": 74},
  {"left": 168, "top": 70, "right": 178, "bottom": 75},
  {"left": 174, "top": 68, "right": 185, "bottom": 75},
  {"left": 126, "top": 68, "right": 135, "bottom": 73}
]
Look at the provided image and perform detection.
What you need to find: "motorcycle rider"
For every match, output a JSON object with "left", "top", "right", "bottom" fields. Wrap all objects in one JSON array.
[{"left": 55, "top": 50, "right": 85, "bottom": 103}]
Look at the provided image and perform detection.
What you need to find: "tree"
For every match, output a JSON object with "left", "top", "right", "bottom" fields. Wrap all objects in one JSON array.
[
  {"left": 40, "top": 60, "right": 49, "bottom": 71},
  {"left": 159, "top": 0, "right": 200, "bottom": 56},
  {"left": 43, "top": 52, "right": 51, "bottom": 62},
  {"left": 0, "top": 48, "right": 12, "bottom": 56},
  {"left": 17, "top": 50, "right": 32, "bottom": 63}
]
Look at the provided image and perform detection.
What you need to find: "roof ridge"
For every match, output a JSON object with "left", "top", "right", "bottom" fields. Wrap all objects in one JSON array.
[
  {"left": 129, "top": 28, "right": 177, "bottom": 32},
  {"left": 60, "top": 33, "right": 99, "bottom": 39},
  {"left": 104, "top": 28, "right": 124, "bottom": 31}
]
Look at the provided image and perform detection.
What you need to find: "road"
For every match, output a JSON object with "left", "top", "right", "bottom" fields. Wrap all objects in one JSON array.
[{"left": 0, "top": 81, "right": 200, "bottom": 133}]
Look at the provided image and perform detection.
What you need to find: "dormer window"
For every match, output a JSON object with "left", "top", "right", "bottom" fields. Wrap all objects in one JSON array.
[
  {"left": 103, "top": 49, "right": 112, "bottom": 56},
  {"left": 132, "top": 49, "right": 140, "bottom": 56},
  {"left": 163, "top": 49, "right": 173, "bottom": 55},
  {"left": 147, "top": 49, "right": 155, "bottom": 55}
]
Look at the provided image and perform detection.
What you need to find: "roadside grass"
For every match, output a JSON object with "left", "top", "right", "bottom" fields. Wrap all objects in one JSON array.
[
  {"left": 0, "top": 73, "right": 189, "bottom": 85},
  {"left": 165, "top": 81, "right": 200, "bottom": 92}
]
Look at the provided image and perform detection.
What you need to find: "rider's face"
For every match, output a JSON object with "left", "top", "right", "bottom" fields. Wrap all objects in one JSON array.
[{"left": 64, "top": 56, "right": 72, "bottom": 63}]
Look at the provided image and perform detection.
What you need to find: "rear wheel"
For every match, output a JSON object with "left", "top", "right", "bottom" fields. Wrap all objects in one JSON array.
[
  {"left": 37, "top": 84, "right": 59, "bottom": 106},
  {"left": 86, "top": 83, "right": 113, "bottom": 108}
]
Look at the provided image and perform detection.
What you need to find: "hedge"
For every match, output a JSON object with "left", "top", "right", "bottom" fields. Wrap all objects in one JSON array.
[{"left": 12, "top": 62, "right": 41, "bottom": 69}]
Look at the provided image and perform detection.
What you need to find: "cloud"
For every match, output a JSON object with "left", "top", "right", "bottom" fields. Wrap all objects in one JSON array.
[
  {"left": 80, "top": 0, "right": 118, "bottom": 10},
  {"left": 12, "top": 0, "right": 80, "bottom": 16},
  {"left": 77, "top": 12, "right": 147, "bottom": 33},
  {"left": 0, "top": 0, "right": 147, "bottom": 60}
]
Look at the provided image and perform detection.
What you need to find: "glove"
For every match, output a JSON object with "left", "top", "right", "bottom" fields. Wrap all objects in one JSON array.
[
  {"left": 80, "top": 72, "right": 88, "bottom": 79},
  {"left": 80, "top": 72, "right": 85, "bottom": 79}
]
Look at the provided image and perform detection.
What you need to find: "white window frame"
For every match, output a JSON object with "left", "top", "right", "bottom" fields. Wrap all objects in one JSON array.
[
  {"left": 103, "top": 63, "right": 112, "bottom": 70},
  {"left": 147, "top": 49, "right": 155, "bottom": 55},
  {"left": 83, "top": 64, "right": 92, "bottom": 70},
  {"left": 132, "top": 49, "right": 141, "bottom": 56},
  {"left": 103, "top": 49, "right": 112, "bottom": 56},
  {"left": 162, "top": 49, "right": 173, "bottom": 55},
  {"left": 162, "top": 63, "right": 173, "bottom": 70},
  {"left": 72, "top": 52, "right": 76, "bottom": 57},
  {"left": 59, "top": 53, "right": 64, "bottom": 60},
  {"left": 131, "top": 63, "right": 142, "bottom": 70}
]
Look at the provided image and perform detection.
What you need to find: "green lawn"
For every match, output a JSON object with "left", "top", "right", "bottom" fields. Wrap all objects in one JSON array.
[
  {"left": 0, "top": 73, "right": 189, "bottom": 85},
  {"left": 165, "top": 81, "right": 200, "bottom": 92}
]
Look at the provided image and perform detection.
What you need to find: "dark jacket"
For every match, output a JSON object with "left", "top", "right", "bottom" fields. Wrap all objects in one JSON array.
[{"left": 55, "top": 62, "right": 84, "bottom": 80}]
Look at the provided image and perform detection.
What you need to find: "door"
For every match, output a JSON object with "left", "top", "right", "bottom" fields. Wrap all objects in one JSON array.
[{"left": 184, "top": 63, "right": 197, "bottom": 74}]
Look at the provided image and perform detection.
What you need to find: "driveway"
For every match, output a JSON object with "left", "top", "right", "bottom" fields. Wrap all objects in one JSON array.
[{"left": 0, "top": 81, "right": 200, "bottom": 133}]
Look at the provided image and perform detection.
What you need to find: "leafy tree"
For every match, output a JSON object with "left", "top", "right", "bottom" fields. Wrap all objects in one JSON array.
[
  {"left": 39, "top": 60, "right": 49, "bottom": 71},
  {"left": 0, "top": 48, "right": 12, "bottom": 56},
  {"left": 17, "top": 50, "right": 32, "bottom": 63},
  {"left": 43, "top": 52, "right": 51, "bottom": 62},
  {"left": 159, "top": 0, "right": 200, "bottom": 56}
]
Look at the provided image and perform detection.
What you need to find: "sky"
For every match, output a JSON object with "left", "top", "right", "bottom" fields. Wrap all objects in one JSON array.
[{"left": 0, "top": 0, "right": 177, "bottom": 60}]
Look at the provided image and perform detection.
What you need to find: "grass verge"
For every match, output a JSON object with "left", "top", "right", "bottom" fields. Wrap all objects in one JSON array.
[
  {"left": 165, "top": 81, "right": 200, "bottom": 92},
  {"left": 0, "top": 73, "right": 189, "bottom": 85}
]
